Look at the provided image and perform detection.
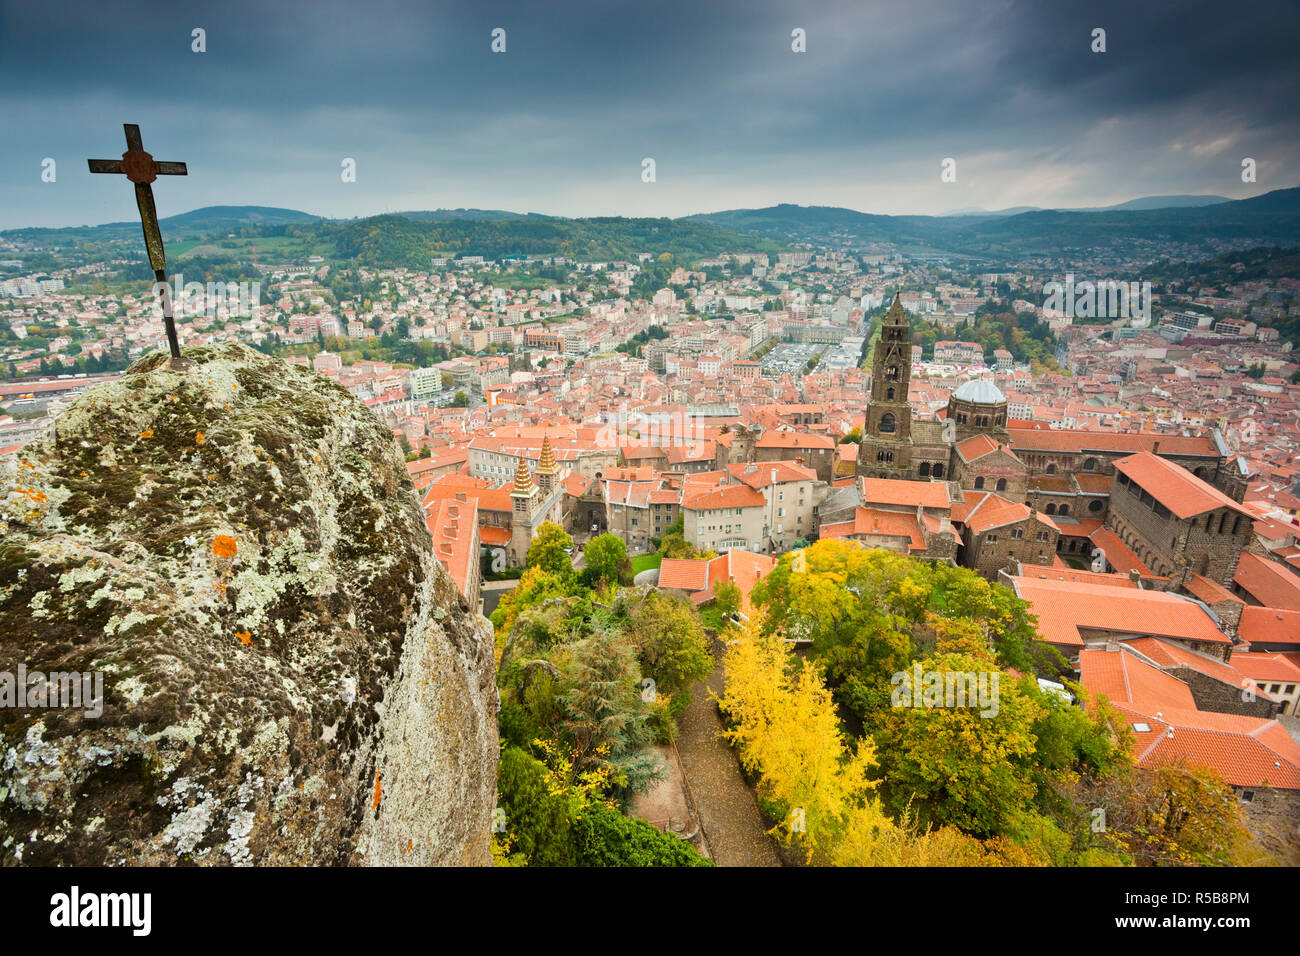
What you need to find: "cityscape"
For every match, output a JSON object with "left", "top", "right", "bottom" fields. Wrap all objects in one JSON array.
[{"left": 0, "top": 0, "right": 1297, "bottom": 929}]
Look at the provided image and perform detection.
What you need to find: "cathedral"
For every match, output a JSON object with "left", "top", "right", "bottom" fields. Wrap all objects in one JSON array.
[
  {"left": 844, "top": 292, "right": 1250, "bottom": 589},
  {"left": 857, "top": 293, "right": 1010, "bottom": 482}
]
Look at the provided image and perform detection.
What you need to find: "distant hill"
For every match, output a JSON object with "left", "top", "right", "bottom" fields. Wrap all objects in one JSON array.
[
  {"left": 1098, "top": 194, "right": 1230, "bottom": 211},
  {"left": 689, "top": 188, "right": 1300, "bottom": 257},
  {"left": 395, "top": 209, "right": 555, "bottom": 222},
  {"left": 160, "top": 205, "right": 320, "bottom": 229},
  {"left": 945, "top": 195, "right": 1231, "bottom": 217},
  {"left": 1, "top": 205, "right": 319, "bottom": 243}
]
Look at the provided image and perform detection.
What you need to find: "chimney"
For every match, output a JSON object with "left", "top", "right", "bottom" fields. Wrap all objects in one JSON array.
[
  {"left": 1129, "top": 568, "right": 1141, "bottom": 584},
  {"left": 1152, "top": 440, "right": 1160, "bottom": 454}
]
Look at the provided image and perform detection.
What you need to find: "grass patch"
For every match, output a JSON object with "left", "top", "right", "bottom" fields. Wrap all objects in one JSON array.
[{"left": 630, "top": 553, "right": 662, "bottom": 575}]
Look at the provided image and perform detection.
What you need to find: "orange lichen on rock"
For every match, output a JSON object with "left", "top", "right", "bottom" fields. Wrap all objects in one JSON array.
[
  {"left": 236, "top": 631, "right": 252, "bottom": 646},
  {"left": 195, "top": 431, "right": 205, "bottom": 445},
  {"left": 212, "top": 534, "right": 238, "bottom": 558},
  {"left": 139, "top": 428, "right": 154, "bottom": 439},
  {"left": 372, "top": 772, "right": 382, "bottom": 810}
]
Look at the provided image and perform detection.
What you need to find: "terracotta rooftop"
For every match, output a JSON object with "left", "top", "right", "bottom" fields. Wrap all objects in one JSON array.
[
  {"left": 1234, "top": 552, "right": 1300, "bottom": 612},
  {"left": 1113, "top": 451, "right": 1251, "bottom": 520},
  {"left": 821, "top": 508, "right": 926, "bottom": 551},
  {"left": 1005, "top": 426, "right": 1217, "bottom": 458},
  {"left": 1080, "top": 647, "right": 1300, "bottom": 789},
  {"left": 1237, "top": 605, "right": 1300, "bottom": 647},
  {"left": 1010, "top": 576, "right": 1229, "bottom": 648},
  {"left": 861, "top": 476, "right": 951, "bottom": 510}
]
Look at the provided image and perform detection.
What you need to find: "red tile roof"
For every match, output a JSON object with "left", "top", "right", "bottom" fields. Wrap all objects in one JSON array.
[
  {"left": 860, "top": 477, "right": 951, "bottom": 510},
  {"left": 727, "top": 460, "right": 817, "bottom": 488},
  {"left": 682, "top": 483, "right": 766, "bottom": 511},
  {"left": 1237, "top": 606, "right": 1300, "bottom": 646},
  {"left": 1113, "top": 451, "right": 1251, "bottom": 520},
  {"left": 1015, "top": 564, "right": 1140, "bottom": 588},
  {"left": 754, "top": 431, "right": 834, "bottom": 449},
  {"left": 1005, "top": 426, "right": 1217, "bottom": 457},
  {"left": 821, "top": 508, "right": 926, "bottom": 551},
  {"left": 1088, "top": 527, "right": 1154, "bottom": 577},
  {"left": 1234, "top": 553, "right": 1300, "bottom": 611},
  {"left": 1011, "top": 577, "right": 1229, "bottom": 648},
  {"left": 658, "top": 557, "right": 711, "bottom": 592},
  {"left": 1080, "top": 648, "right": 1300, "bottom": 789},
  {"left": 1079, "top": 647, "right": 1197, "bottom": 711}
]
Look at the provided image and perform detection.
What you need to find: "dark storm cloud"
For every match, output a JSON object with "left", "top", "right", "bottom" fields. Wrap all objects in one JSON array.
[{"left": 1, "top": 0, "right": 1296, "bottom": 227}]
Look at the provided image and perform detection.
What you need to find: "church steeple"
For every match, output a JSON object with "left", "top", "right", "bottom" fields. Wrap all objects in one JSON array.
[
  {"left": 511, "top": 455, "right": 536, "bottom": 506},
  {"left": 867, "top": 292, "right": 913, "bottom": 435},
  {"left": 857, "top": 291, "right": 918, "bottom": 476},
  {"left": 535, "top": 433, "right": 557, "bottom": 494}
]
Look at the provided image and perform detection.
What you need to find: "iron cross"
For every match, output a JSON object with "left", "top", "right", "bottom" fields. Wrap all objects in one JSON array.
[{"left": 88, "top": 124, "right": 188, "bottom": 360}]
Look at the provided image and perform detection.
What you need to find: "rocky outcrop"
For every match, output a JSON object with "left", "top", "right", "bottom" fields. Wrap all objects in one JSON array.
[{"left": 0, "top": 342, "right": 497, "bottom": 865}]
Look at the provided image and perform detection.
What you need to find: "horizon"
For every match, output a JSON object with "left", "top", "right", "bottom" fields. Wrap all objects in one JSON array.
[
  {"left": 6, "top": 187, "right": 1293, "bottom": 234},
  {"left": 3, "top": 0, "right": 1298, "bottom": 229}
]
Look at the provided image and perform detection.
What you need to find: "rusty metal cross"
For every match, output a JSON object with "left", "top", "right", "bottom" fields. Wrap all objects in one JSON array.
[{"left": 88, "top": 124, "right": 188, "bottom": 360}]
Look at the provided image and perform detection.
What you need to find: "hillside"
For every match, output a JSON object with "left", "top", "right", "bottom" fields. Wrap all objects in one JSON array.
[{"left": 688, "top": 188, "right": 1300, "bottom": 258}]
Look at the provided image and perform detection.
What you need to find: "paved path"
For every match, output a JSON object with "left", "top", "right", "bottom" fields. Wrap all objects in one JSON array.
[{"left": 675, "top": 649, "right": 782, "bottom": 867}]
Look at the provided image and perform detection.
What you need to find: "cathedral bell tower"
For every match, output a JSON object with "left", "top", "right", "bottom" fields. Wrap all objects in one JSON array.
[{"left": 858, "top": 293, "right": 915, "bottom": 475}]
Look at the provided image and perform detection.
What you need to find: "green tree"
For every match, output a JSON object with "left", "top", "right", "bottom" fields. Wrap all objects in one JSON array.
[
  {"left": 557, "top": 627, "right": 662, "bottom": 800},
  {"left": 626, "top": 591, "right": 713, "bottom": 699},
  {"left": 526, "top": 521, "right": 574, "bottom": 578},
  {"left": 582, "top": 533, "right": 630, "bottom": 587}
]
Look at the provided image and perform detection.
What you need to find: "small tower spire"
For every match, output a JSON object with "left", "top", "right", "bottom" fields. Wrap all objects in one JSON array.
[{"left": 535, "top": 433, "right": 558, "bottom": 495}]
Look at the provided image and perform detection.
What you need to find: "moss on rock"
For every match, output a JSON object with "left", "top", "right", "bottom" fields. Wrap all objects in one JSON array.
[{"left": 0, "top": 342, "right": 497, "bottom": 866}]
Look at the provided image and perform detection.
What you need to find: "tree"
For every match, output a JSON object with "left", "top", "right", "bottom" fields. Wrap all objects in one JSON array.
[
  {"left": 718, "top": 613, "right": 885, "bottom": 862},
  {"left": 582, "top": 533, "right": 630, "bottom": 587},
  {"left": 712, "top": 579, "right": 741, "bottom": 623},
  {"left": 525, "top": 521, "right": 574, "bottom": 578},
  {"left": 874, "top": 650, "right": 1044, "bottom": 837},
  {"left": 1087, "top": 761, "right": 1273, "bottom": 866},
  {"left": 556, "top": 626, "right": 662, "bottom": 801},
  {"left": 452, "top": 390, "right": 470, "bottom": 407},
  {"left": 626, "top": 590, "right": 712, "bottom": 699}
]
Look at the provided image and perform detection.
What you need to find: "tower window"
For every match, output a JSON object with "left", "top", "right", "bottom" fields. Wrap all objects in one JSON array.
[
  {"left": 879, "top": 413, "right": 896, "bottom": 434},
  {"left": 886, "top": 387, "right": 895, "bottom": 400}
]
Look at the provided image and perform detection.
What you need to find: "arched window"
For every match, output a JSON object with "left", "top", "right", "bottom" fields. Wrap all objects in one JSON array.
[
  {"left": 886, "top": 451, "right": 894, "bottom": 463},
  {"left": 1046, "top": 463, "right": 1057, "bottom": 475},
  {"left": 1046, "top": 503, "right": 1057, "bottom": 515},
  {"left": 1083, "top": 457, "right": 1097, "bottom": 471},
  {"left": 1089, "top": 500, "right": 1103, "bottom": 513},
  {"left": 879, "top": 413, "right": 895, "bottom": 434},
  {"left": 932, "top": 463, "right": 944, "bottom": 478},
  {"left": 886, "top": 365, "right": 899, "bottom": 381},
  {"left": 974, "top": 476, "right": 985, "bottom": 490},
  {"left": 886, "top": 387, "right": 895, "bottom": 400},
  {"left": 996, "top": 478, "right": 1007, "bottom": 492},
  {"left": 919, "top": 462, "right": 931, "bottom": 477},
  {"left": 1058, "top": 503, "right": 1069, "bottom": 516}
]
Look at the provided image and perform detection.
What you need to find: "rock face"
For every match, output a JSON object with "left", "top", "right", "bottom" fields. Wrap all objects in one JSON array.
[{"left": 0, "top": 342, "right": 498, "bottom": 865}]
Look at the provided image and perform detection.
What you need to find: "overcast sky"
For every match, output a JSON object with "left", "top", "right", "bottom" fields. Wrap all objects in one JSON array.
[{"left": 2, "top": 0, "right": 1296, "bottom": 228}]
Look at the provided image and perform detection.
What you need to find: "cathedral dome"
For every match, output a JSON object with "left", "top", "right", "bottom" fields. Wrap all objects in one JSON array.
[{"left": 952, "top": 378, "right": 1005, "bottom": 405}]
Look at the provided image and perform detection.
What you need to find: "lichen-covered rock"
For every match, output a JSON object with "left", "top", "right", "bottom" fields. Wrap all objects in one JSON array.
[{"left": 0, "top": 342, "right": 498, "bottom": 865}]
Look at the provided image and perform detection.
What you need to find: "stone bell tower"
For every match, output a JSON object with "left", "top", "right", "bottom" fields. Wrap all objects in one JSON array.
[{"left": 858, "top": 293, "right": 915, "bottom": 476}]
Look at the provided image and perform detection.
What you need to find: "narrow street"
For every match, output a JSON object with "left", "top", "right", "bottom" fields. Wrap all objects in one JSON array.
[{"left": 674, "top": 653, "right": 783, "bottom": 867}]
